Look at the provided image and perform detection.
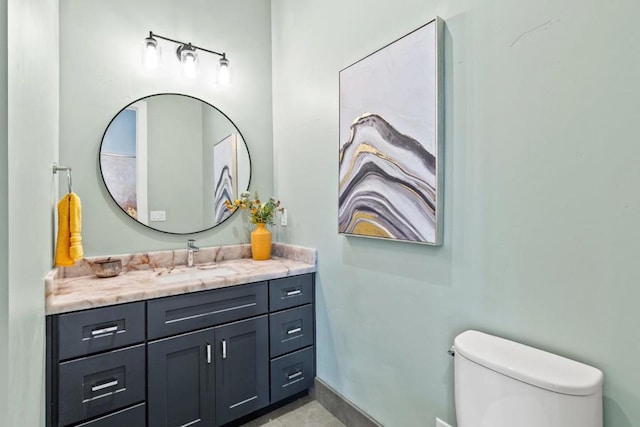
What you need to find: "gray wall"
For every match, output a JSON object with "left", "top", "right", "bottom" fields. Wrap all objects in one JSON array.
[
  {"left": 0, "top": 0, "right": 7, "bottom": 420},
  {"left": 272, "top": 0, "right": 640, "bottom": 426},
  {"left": 147, "top": 95, "right": 204, "bottom": 233},
  {"left": 60, "top": 0, "right": 273, "bottom": 255},
  {"left": 6, "top": 0, "right": 59, "bottom": 424}
]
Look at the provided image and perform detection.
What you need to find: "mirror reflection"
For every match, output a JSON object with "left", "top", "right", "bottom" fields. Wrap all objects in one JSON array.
[{"left": 99, "top": 93, "right": 251, "bottom": 234}]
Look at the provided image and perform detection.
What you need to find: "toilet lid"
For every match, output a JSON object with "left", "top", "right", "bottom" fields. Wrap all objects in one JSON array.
[{"left": 454, "top": 330, "right": 604, "bottom": 396}]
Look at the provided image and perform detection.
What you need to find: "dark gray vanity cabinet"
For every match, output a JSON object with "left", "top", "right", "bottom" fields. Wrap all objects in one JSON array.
[{"left": 47, "top": 273, "right": 315, "bottom": 427}]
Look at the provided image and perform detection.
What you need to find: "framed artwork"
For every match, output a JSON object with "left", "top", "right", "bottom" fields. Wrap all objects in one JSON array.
[
  {"left": 338, "top": 17, "right": 444, "bottom": 245},
  {"left": 213, "top": 134, "right": 238, "bottom": 223}
]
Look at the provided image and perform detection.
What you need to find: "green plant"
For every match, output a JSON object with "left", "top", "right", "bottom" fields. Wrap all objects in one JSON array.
[{"left": 225, "top": 191, "right": 284, "bottom": 225}]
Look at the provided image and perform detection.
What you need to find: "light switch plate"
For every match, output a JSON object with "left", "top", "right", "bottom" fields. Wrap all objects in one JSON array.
[
  {"left": 150, "top": 210, "right": 166, "bottom": 222},
  {"left": 280, "top": 208, "right": 288, "bottom": 226}
]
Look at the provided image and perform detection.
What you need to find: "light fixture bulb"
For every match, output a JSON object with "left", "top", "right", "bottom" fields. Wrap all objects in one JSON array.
[
  {"left": 143, "top": 36, "right": 160, "bottom": 70},
  {"left": 183, "top": 55, "right": 197, "bottom": 79},
  {"left": 179, "top": 44, "right": 198, "bottom": 79},
  {"left": 217, "top": 56, "right": 231, "bottom": 86},
  {"left": 178, "top": 43, "right": 198, "bottom": 79}
]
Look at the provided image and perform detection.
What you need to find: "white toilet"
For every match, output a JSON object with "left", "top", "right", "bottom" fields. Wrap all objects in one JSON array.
[{"left": 453, "top": 330, "right": 603, "bottom": 427}]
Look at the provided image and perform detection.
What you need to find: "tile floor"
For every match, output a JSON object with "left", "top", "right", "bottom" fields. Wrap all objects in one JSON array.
[{"left": 240, "top": 396, "right": 345, "bottom": 427}]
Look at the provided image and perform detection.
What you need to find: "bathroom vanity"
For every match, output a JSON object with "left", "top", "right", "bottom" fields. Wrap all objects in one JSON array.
[{"left": 45, "top": 243, "right": 316, "bottom": 427}]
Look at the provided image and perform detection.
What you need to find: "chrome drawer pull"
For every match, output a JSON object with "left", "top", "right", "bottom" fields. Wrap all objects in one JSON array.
[
  {"left": 287, "top": 327, "right": 302, "bottom": 335},
  {"left": 222, "top": 340, "right": 227, "bottom": 359},
  {"left": 286, "top": 289, "right": 302, "bottom": 297},
  {"left": 288, "top": 371, "right": 303, "bottom": 380},
  {"left": 91, "top": 380, "right": 118, "bottom": 392},
  {"left": 206, "top": 344, "right": 212, "bottom": 364},
  {"left": 91, "top": 326, "right": 118, "bottom": 336}
]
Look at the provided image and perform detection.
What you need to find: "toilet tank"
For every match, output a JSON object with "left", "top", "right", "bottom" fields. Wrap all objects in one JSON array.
[{"left": 454, "top": 330, "right": 603, "bottom": 427}]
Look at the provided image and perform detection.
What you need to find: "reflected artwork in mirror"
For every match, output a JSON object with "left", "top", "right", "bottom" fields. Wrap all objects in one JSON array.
[{"left": 99, "top": 93, "right": 251, "bottom": 234}]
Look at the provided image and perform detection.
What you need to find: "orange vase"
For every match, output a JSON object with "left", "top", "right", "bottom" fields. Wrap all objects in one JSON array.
[{"left": 251, "top": 223, "right": 272, "bottom": 260}]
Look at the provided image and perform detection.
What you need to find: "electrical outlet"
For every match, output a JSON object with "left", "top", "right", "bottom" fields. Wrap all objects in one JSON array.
[
  {"left": 436, "top": 418, "right": 453, "bottom": 427},
  {"left": 150, "top": 210, "right": 166, "bottom": 222},
  {"left": 280, "top": 208, "right": 288, "bottom": 226}
]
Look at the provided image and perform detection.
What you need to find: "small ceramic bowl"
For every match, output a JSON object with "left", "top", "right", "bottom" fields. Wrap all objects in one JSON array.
[{"left": 93, "top": 258, "right": 122, "bottom": 278}]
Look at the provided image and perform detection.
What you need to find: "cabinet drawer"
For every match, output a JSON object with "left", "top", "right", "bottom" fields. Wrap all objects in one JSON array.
[
  {"left": 58, "top": 345, "right": 145, "bottom": 426},
  {"left": 75, "top": 403, "right": 145, "bottom": 427},
  {"left": 57, "top": 302, "right": 145, "bottom": 360},
  {"left": 270, "top": 346, "right": 314, "bottom": 403},
  {"left": 147, "top": 281, "right": 268, "bottom": 339},
  {"left": 269, "top": 275, "right": 313, "bottom": 311},
  {"left": 269, "top": 304, "right": 314, "bottom": 358}
]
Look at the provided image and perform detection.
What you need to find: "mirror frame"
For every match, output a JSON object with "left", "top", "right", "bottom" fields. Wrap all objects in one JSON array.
[{"left": 99, "top": 92, "right": 252, "bottom": 235}]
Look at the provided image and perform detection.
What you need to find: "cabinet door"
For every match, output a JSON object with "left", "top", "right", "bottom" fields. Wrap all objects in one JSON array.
[
  {"left": 148, "top": 328, "right": 216, "bottom": 427},
  {"left": 215, "top": 315, "right": 269, "bottom": 425}
]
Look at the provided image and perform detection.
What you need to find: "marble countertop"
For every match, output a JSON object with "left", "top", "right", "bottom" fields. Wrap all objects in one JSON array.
[{"left": 46, "top": 243, "right": 316, "bottom": 315}]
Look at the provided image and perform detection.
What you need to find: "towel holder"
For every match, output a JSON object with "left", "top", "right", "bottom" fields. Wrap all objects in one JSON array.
[{"left": 52, "top": 162, "right": 73, "bottom": 194}]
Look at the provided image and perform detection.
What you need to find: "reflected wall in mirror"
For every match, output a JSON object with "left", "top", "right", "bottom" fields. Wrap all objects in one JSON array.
[{"left": 99, "top": 93, "right": 251, "bottom": 234}]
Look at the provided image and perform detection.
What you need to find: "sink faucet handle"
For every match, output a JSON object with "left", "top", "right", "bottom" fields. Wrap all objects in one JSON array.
[{"left": 188, "top": 239, "right": 199, "bottom": 251}]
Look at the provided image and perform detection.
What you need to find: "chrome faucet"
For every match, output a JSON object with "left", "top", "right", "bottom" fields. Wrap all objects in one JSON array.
[{"left": 187, "top": 239, "right": 199, "bottom": 267}]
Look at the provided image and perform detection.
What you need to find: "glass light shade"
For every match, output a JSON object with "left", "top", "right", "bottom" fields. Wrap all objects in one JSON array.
[
  {"left": 143, "top": 37, "right": 160, "bottom": 70},
  {"left": 217, "top": 57, "right": 231, "bottom": 86},
  {"left": 180, "top": 46, "right": 198, "bottom": 79}
]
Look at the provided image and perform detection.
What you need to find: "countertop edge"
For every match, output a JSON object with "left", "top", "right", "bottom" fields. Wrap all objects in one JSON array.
[{"left": 46, "top": 253, "right": 316, "bottom": 315}]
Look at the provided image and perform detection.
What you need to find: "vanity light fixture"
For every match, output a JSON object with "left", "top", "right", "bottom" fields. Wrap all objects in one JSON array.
[{"left": 143, "top": 31, "right": 231, "bottom": 85}]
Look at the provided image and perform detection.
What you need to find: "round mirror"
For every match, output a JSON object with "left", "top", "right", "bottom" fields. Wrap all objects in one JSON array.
[{"left": 99, "top": 93, "right": 251, "bottom": 234}]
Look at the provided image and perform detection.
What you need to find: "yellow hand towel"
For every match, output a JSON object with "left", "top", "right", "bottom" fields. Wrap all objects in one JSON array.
[{"left": 55, "top": 192, "right": 83, "bottom": 267}]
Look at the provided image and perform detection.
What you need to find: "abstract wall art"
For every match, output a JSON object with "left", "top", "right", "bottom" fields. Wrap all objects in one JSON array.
[
  {"left": 213, "top": 134, "right": 238, "bottom": 223},
  {"left": 338, "top": 17, "right": 444, "bottom": 245}
]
